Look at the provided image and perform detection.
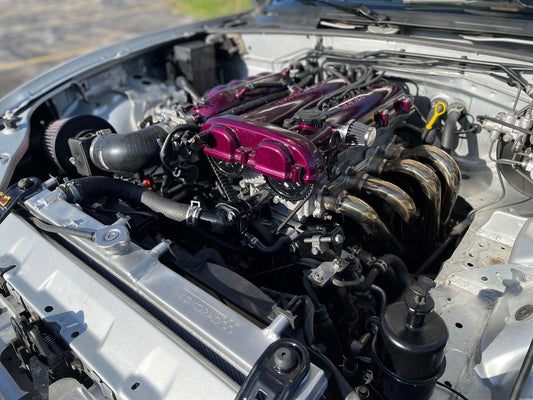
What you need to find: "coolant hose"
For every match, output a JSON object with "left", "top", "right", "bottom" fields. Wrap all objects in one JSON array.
[
  {"left": 59, "top": 176, "right": 223, "bottom": 226},
  {"left": 90, "top": 122, "right": 198, "bottom": 173},
  {"left": 251, "top": 235, "right": 291, "bottom": 254},
  {"left": 332, "top": 254, "right": 410, "bottom": 295},
  {"left": 309, "top": 349, "right": 360, "bottom": 400},
  {"left": 332, "top": 266, "right": 381, "bottom": 290},
  {"left": 379, "top": 254, "right": 412, "bottom": 291},
  {"left": 303, "top": 272, "right": 344, "bottom": 363}
]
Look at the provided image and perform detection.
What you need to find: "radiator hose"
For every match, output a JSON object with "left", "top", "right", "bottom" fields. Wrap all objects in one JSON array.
[{"left": 59, "top": 176, "right": 227, "bottom": 228}]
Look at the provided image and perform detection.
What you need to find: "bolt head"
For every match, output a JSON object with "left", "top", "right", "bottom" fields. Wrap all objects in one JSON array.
[
  {"left": 313, "top": 271, "right": 324, "bottom": 282},
  {"left": 333, "top": 234, "right": 344, "bottom": 244}
]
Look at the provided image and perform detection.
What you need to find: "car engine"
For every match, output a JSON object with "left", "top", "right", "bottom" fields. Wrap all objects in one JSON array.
[{"left": 0, "top": 31, "right": 532, "bottom": 400}]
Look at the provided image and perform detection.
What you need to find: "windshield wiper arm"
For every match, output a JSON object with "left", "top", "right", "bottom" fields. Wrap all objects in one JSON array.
[{"left": 312, "top": 0, "right": 390, "bottom": 22}]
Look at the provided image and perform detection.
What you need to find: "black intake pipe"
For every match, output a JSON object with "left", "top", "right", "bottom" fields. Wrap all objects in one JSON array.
[{"left": 89, "top": 122, "right": 198, "bottom": 173}]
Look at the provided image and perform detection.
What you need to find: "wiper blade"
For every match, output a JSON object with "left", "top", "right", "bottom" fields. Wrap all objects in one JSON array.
[{"left": 311, "top": 0, "right": 390, "bottom": 22}]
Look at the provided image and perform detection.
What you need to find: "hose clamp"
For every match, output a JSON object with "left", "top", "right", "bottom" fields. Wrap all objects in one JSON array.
[
  {"left": 372, "top": 259, "right": 388, "bottom": 273},
  {"left": 186, "top": 200, "right": 202, "bottom": 226},
  {"left": 60, "top": 181, "right": 82, "bottom": 203}
]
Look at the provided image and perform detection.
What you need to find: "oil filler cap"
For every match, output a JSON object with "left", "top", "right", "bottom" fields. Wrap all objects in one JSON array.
[{"left": 293, "top": 109, "right": 327, "bottom": 126}]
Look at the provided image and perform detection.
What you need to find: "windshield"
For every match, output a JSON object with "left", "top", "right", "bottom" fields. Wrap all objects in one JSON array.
[
  {"left": 261, "top": 0, "right": 533, "bottom": 39},
  {"left": 265, "top": 0, "right": 533, "bottom": 17}
]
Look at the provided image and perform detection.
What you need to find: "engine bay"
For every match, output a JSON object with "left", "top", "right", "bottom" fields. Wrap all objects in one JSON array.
[{"left": 1, "top": 30, "right": 533, "bottom": 400}]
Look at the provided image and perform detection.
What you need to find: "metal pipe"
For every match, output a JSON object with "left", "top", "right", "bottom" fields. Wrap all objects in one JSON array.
[
  {"left": 403, "top": 145, "right": 460, "bottom": 225},
  {"left": 371, "top": 158, "right": 442, "bottom": 243},
  {"left": 323, "top": 192, "right": 401, "bottom": 252},
  {"left": 337, "top": 173, "right": 417, "bottom": 224}
]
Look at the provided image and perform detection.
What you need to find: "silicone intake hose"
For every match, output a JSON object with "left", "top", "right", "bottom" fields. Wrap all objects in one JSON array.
[
  {"left": 89, "top": 123, "right": 198, "bottom": 173},
  {"left": 59, "top": 176, "right": 223, "bottom": 226}
]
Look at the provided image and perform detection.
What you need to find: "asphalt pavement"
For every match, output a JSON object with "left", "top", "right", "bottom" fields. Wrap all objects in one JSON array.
[{"left": 0, "top": 0, "right": 194, "bottom": 97}]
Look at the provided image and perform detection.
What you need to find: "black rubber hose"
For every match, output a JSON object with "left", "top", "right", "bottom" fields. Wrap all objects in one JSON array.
[
  {"left": 222, "top": 90, "right": 289, "bottom": 115},
  {"left": 302, "top": 272, "right": 344, "bottom": 363},
  {"left": 90, "top": 124, "right": 169, "bottom": 172},
  {"left": 30, "top": 217, "right": 95, "bottom": 241},
  {"left": 370, "top": 284, "right": 387, "bottom": 316},
  {"left": 510, "top": 338, "right": 533, "bottom": 400},
  {"left": 301, "top": 296, "right": 316, "bottom": 347},
  {"left": 441, "top": 110, "right": 462, "bottom": 154},
  {"left": 90, "top": 123, "right": 198, "bottom": 173},
  {"left": 379, "top": 254, "right": 412, "bottom": 291},
  {"left": 332, "top": 266, "right": 381, "bottom": 290},
  {"left": 250, "top": 220, "right": 275, "bottom": 245},
  {"left": 416, "top": 235, "right": 455, "bottom": 275},
  {"left": 303, "top": 272, "right": 321, "bottom": 307},
  {"left": 309, "top": 349, "right": 357, "bottom": 400},
  {"left": 60, "top": 176, "right": 192, "bottom": 223},
  {"left": 417, "top": 218, "right": 471, "bottom": 274},
  {"left": 251, "top": 235, "right": 291, "bottom": 254}
]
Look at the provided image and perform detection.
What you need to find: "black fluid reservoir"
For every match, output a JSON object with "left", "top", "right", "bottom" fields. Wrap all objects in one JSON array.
[{"left": 373, "top": 277, "right": 448, "bottom": 400}]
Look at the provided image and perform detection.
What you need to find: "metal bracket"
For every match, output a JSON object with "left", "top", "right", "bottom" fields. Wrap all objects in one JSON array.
[{"left": 308, "top": 258, "right": 349, "bottom": 287}]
